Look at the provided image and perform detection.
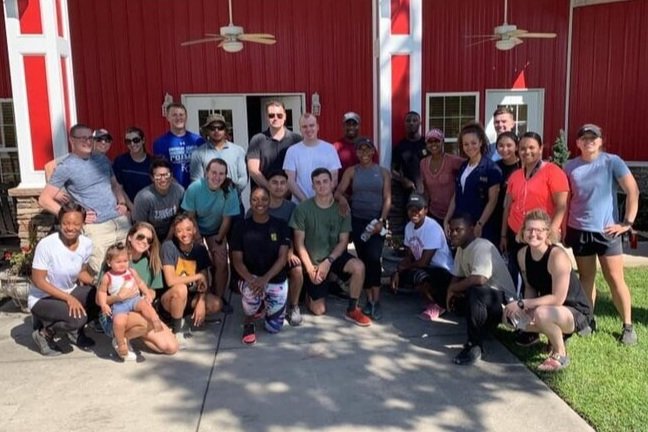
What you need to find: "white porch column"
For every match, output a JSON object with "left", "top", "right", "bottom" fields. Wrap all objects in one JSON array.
[{"left": 3, "top": 0, "right": 76, "bottom": 188}]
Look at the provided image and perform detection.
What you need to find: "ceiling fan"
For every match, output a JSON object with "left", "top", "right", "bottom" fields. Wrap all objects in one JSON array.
[
  {"left": 181, "top": 0, "right": 276, "bottom": 53},
  {"left": 467, "top": 0, "right": 557, "bottom": 50}
]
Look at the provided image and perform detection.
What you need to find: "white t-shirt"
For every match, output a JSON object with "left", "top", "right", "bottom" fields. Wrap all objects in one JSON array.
[
  {"left": 282, "top": 140, "right": 341, "bottom": 202},
  {"left": 453, "top": 238, "right": 516, "bottom": 299},
  {"left": 404, "top": 216, "right": 454, "bottom": 271},
  {"left": 460, "top": 163, "right": 477, "bottom": 192},
  {"left": 28, "top": 233, "right": 93, "bottom": 310}
]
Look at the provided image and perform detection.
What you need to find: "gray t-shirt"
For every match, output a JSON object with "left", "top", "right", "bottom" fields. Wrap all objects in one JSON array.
[
  {"left": 351, "top": 164, "right": 384, "bottom": 220},
  {"left": 49, "top": 153, "right": 119, "bottom": 223},
  {"left": 453, "top": 238, "right": 516, "bottom": 299},
  {"left": 132, "top": 182, "right": 185, "bottom": 240},
  {"left": 189, "top": 141, "right": 248, "bottom": 192}
]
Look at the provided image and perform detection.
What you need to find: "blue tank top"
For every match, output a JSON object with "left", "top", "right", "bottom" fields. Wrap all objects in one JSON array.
[{"left": 351, "top": 165, "right": 383, "bottom": 220}]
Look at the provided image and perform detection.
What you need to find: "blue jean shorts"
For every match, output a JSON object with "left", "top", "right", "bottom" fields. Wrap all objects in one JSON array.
[{"left": 111, "top": 295, "right": 143, "bottom": 316}]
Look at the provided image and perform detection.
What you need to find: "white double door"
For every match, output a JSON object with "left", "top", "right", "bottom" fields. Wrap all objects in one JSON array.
[{"left": 182, "top": 94, "right": 304, "bottom": 209}]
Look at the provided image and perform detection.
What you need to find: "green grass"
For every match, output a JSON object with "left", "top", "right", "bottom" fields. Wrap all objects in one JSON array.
[{"left": 496, "top": 268, "right": 648, "bottom": 432}]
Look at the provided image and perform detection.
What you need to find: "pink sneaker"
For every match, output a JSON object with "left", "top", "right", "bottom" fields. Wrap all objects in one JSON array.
[{"left": 418, "top": 303, "right": 446, "bottom": 321}]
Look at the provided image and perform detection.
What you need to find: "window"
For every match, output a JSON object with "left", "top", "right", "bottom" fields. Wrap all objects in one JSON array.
[
  {"left": 426, "top": 92, "right": 479, "bottom": 153},
  {"left": 0, "top": 100, "right": 19, "bottom": 185}
]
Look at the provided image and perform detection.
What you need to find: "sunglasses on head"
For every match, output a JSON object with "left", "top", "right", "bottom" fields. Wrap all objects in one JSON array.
[
  {"left": 134, "top": 233, "right": 154, "bottom": 245},
  {"left": 268, "top": 113, "right": 284, "bottom": 119},
  {"left": 125, "top": 137, "right": 143, "bottom": 145},
  {"left": 206, "top": 124, "right": 226, "bottom": 132}
]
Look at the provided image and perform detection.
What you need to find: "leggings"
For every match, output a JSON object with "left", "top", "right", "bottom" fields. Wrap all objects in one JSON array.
[
  {"left": 351, "top": 217, "right": 386, "bottom": 289},
  {"left": 31, "top": 285, "right": 98, "bottom": 334},
  {"left": 466, "top": 285, "right": 505, "bottom": 347},
  {"left": 240, "top": 279, "right": 288, "bottom": 334}
]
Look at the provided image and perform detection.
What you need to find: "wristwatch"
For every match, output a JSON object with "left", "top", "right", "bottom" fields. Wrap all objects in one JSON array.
[{"left": 517, "top": 299, "right": 525, "bottom": 309}]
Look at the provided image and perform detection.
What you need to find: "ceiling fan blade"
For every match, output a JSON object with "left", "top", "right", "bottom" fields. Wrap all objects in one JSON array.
[
  {"left": 517, "top": 32, "right": 557, "bottom": 38},
  {"left": 205, "top": 33, "right": 222, "bottom": 38},
  {"left": 181, "top": 37, "right": 223, "bottom": 46},
  {"left": 239, "top": 35, "right": 276, "bottom": 45},
  {"left": 464, "top": 34, "right": 501, "bottom": 39},
  {"left": 467, "top": 37, "right": 497, "bottom": 48},
  {"left": 239, "top": 33, "right": 275, "bottom": 40}
]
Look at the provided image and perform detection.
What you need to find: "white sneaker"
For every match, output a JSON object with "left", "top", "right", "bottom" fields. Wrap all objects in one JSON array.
[
  {"left": 287, "top": 305, "right": 303, "bottom": 326},
  {"left": 112, "top": 338, "right": 137, "bottom": 361}
]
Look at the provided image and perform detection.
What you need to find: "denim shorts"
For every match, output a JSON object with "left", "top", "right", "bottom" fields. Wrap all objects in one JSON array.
[{"left": 111, "top": 295, "right": 143, "bottom": 316}]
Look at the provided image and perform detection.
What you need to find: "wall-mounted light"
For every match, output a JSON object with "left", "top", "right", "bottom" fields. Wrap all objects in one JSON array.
[
  {"left": 222, "top": 41, "right": 244, "bottom": 53},
  {"left": 161, "top": 92, "right": 173, "bottom": 117},
  {"left": 312, "top": 92, "right": 321, "bottom": 116}
]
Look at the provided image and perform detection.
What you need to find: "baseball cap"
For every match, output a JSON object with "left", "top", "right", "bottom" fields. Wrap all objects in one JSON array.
[
  {"left": 201, "top": 113, "right": 227, "bottom": 129},
  {"left": 576, "top": 124, "right": 602, "bottom": 139},
  {"left": 343, "top": 112, "right": 361, "bottom": 124},
  {"left": 425, "top": 128, "right": 445, "bottom": 142},
  {"left": 355, "top": 137, "right": 375, "bottom": 150},
  {"left": 406, "top": 193, "right": 427, "bottom": 209},
  {"left": 92, "top": 128, "right": 112, "bottom": 141}
]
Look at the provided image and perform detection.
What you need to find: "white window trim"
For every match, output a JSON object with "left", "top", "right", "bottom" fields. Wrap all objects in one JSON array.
[{"left": 425, "top": 92, "right": 480, "bottom": 142}]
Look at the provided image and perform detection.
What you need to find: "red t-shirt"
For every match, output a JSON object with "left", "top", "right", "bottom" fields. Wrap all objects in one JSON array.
[
  {"left": 420, "top": 154, "right": 464, "bottom": 220},
  {"left": 506, "top": 162, "right": 569, "bottom": 233}
]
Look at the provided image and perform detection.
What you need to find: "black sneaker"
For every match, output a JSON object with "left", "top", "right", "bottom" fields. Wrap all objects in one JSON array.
[
  {"left": 515, "top": 331, "right": 540, "bottom": 347},
  {"left": 32, "top": 329, "right": 62, "bottom": 356},
  {"left": 67, "top": 328, "right": 95, "bottom": 350},
  {"left": 453, "top": 343, "right": 482, "bottom": 365}
]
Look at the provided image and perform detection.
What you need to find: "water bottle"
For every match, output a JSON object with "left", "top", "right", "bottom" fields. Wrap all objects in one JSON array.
[{"left": 361, "top": 219, "right": 378, "bottom": 242}]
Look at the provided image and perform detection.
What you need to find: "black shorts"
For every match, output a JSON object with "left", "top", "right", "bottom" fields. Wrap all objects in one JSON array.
[
  {"left": 566, "top": 306, "right": 591, "bottom": 334},
  {"left": 155, "top": 286, "right": 200, "bottom": 320},
  {"left": 564, "top": 227, "right": 622, "bottom": 257},
  {"left": 304, "top": 251, "right": 355, "bottom": 301}
]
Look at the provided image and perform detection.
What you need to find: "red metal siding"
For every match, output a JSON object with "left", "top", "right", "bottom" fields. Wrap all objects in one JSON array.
[
  {"left": 0, "top": 12, "right": 11, "bottom": 98},
  {"left": 570, "top": 0, "right": 648, "bottom": 161},
  {"left": 68, "top": 0, "right": 374, "bottom": 158},
  {"left": 421, "top": 0, "right": 569, "bottom": 147}
]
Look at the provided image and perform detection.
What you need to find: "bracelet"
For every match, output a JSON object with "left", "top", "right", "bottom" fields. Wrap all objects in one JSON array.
[
  {"left": 622, "top": 219, "right": 634, "bottom": 227},
  {"left": 326, "top": 256, "right": 335, "bottom": 264}
]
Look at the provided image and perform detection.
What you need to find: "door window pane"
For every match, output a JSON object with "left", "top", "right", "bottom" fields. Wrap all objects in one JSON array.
[{"left": 426, "top": 93, "right": 479, "bottom": 153}]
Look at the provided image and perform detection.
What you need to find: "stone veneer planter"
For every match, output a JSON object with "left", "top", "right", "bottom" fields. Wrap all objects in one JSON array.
[
  {"left": 8, "top": 187, "right": 55, "bottom": 248},
  {"left": 0, "top": 270, "right": 29, "bottom": 312}
]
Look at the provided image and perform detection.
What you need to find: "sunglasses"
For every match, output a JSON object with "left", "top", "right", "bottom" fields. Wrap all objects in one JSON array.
[
  {"left": 206, "top": 124, "right": 226, "bottom": 132},
  {"left": 125, "top": 137, "right": 143, "bottom": 145},
  {"left": 134, "top": 233, "right": 154, "bottom": 244},
  {"left": 94, "top": 137, "right": 112, "bottom": 144},
  {"left": 268, "top": 113, "right": 285, "bottom": 119}
]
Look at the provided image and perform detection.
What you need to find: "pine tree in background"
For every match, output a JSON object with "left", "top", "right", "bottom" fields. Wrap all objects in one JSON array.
[{"left": 551, "top": 129, "right": 570, "bottom": 168}]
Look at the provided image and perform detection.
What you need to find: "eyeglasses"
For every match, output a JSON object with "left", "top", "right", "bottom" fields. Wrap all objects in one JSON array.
[
  {"left": 125, "top": 137, "right": 143, "bottom": 145},
  {"left": 206, "top": 124, "right": 226, "bottom": 132},
  {"left": 268, "top": 113, "right": 285, "bottom": 119},
  {"left": 94, "top": 137, "right": 112, "bottom": 144},
  {"left": 134, "top": 233, "right": 154, "bottom": 245},
  {"left": 71, "top": 136, "right": 93, "bottom": 141},
  {"left": 523, "top": 227, "right": 549, "bottom": 234},
  {"left": 153, "top": 172, "right": 171, "bottom": 180}
]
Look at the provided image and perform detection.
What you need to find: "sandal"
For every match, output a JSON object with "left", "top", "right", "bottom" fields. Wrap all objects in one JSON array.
[
  {"left": 242, "top": 323, "right": 256, "bottom": 345},
  {"left": 537, "top": 353, "right": 570, "bottom": 372}
]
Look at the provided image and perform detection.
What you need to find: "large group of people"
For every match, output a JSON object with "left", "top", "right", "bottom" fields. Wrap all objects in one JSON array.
[{"left": 26, "top": 101, "right": 638, "bottom": 371}]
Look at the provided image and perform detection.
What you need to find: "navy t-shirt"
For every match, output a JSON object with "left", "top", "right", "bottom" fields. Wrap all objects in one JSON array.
[
  {"left": 230, "top": 216, "right": 291, "bottom": 283},
  {"left": 161, "top": 239, "right": 212, "bottom": 288},
  {"left": 112, "top": 153, "right": 152, "bottom": 202}
]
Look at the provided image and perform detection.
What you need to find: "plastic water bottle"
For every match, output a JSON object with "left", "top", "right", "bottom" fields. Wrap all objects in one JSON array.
[{"left": 361, "top": 219, "right": 378, "bottom": 242}]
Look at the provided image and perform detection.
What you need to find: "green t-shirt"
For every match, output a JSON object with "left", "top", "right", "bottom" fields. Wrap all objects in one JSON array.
[
  {"left": 289, "top": 198, "right": 351, "bottom": 265},
  {"left": 131, "top": 255, "right": 164, "bottom": 290}
]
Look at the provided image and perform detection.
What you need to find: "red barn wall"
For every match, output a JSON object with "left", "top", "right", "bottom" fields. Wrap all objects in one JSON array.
[
  {"left": 67, "top": 0, "right": 374, "bottom": 158},
  {"left": 0, "top": 11, "right": 11, "bottom": 98},
  {"left": 570, "top": 0, "right": 648, "bottom": 161},
  {"left": 421, "top": 0, "right": 569, "bottom": 146}
]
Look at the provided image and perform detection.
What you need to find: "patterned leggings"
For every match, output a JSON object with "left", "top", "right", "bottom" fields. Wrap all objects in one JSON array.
[{"left": 240, "top": 279, "right": 288, "bottom": 333}]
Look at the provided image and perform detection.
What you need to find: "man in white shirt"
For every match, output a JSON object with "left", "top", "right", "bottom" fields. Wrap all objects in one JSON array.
[{"left": 283, "top": 113, "right": 341, "bottom": 203}]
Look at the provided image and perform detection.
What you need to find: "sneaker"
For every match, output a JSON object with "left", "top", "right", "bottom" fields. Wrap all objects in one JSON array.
[
  {"left": 32, "top": 329, "right": 62, "bottom": 357},
  {"left": 66, "top": 328, "right": 95, "bottom": 350},
  {"left": 287, "top": 305, "right": 303, "bottom": 327},
  {"left": 112, "top": 338, "right": 137, "bottom": 361},
  {"left": 619, "top": 324, "right": 638, "bottom": 346},
  {"left": 514, "top": 331, "right": 540, "bottom": 347},
  {"left": 453, "top": 343, "right": 482, "bottom": 365},
  {"left": 417, "top": 303, "right": 446, "bottom": 321},
  {"left": 344, "top": 307, "right": 372, "bottom": 327},
  {"left": 242, "top": 323, "right": 256, "bottom": 345},
  {"left": 372, "top": 301, "right": 383, "bottom": 321},
  {"left": 362, "top": 301, "right": 374, "bottom": 319}
]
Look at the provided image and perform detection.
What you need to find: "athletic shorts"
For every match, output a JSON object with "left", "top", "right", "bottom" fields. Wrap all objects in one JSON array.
[
  {"left": 304, "top": 251, "right": 355, "bottom": 301},
  {"left": 564, "top": 227, "right": 622, "bottom": 257}
]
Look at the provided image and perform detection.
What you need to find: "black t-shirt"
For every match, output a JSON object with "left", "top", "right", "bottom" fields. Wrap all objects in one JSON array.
[
  {"left": 247, "top": 129, "right": 302, "bottom": 183},
  {"left": 493, "top": 159, "right": 521, "bottom": 232},
  {"left": 392, "top": 137, "right": 427, "bottom": 183},
  {"left": 161, "top": 239, "right": 212, "bottom": 288},
  {"left": 230, "top": 216, "right": 291, "bottom": 283}
]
